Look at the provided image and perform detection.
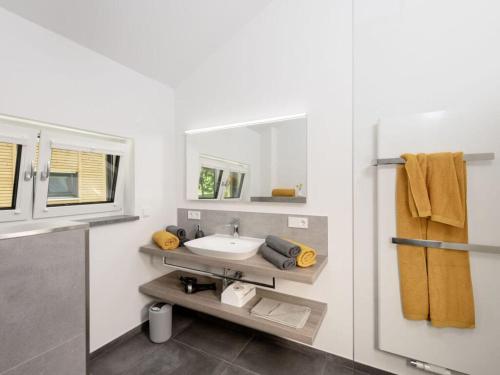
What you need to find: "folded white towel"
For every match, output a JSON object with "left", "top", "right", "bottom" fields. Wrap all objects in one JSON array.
[{"left": 250, "top": 297, "right": 311, "bottom": 329}]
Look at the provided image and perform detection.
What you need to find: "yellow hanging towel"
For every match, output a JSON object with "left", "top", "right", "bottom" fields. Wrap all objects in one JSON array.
[
  {"left": 396, "top": 152, "right": 475, "bottom": 328},
  {"left": 153, "top": 230, "right": 180, "bottom": 250}
]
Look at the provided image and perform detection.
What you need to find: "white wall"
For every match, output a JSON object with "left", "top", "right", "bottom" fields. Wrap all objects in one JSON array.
[
  {"left": 175, "top": 0, "right": 353, "bottom": 358},
  {"left": 0, "top": 8, "right": 175, "bottom": 351},
  {"left": 354, "top": 0, "right": 500, "bottom": 373}
]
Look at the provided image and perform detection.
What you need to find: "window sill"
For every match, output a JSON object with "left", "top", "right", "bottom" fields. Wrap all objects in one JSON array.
[{"left": 78, "top": 214, "right": 140, "bottom": 228}]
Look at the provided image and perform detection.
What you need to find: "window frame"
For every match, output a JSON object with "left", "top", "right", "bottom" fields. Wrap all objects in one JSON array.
[
  {"left": 0, "top": 122, "right": 38, "bottom": 223},
  {"left": 33, "top": 131, "right": 128, "bottom": 219},
  {"left": 222, "top": 168, "right": 247, "bottom": 200}
]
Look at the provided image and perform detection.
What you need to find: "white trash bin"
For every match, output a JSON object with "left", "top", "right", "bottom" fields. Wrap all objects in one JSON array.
[{"left": 149, "top": 302, "right": 172, "bottom": 343}]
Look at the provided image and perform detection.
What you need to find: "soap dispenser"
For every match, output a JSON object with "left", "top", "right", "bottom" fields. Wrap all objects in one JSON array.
[{"left": 194, "top": 225, "right": 205, "bottom": 239}]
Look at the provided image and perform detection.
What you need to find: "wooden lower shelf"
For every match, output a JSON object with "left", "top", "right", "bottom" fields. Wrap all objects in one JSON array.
[
  {"left": 139, "top": 271, "right": 327, "bottom": 345},
  {"left": 140, "top": 244, "right": 327, "bottom": 284}
]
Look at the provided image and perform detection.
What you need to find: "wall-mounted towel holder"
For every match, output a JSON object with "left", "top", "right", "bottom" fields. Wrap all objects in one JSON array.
[
  {"left": 373, "top": 152, "right": 495, "bottom": 166},
  {"left": 392, "top": 237, "right": 500, "bottom": 254},
  {"left": 377, "top": 152, "right": 499, "bottom": 253}
]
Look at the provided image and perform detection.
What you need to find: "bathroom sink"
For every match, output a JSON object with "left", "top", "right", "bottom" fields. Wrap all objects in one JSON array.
[{"left": 184, "top": 234, "right": 264, "bottom": 260}]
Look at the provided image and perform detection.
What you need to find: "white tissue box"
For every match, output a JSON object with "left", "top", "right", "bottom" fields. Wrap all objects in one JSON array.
[{"left": 221, "top": 282, "right": 256, "bottom": 307}]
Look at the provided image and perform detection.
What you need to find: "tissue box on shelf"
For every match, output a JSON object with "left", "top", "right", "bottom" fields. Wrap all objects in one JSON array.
[{"left": 221, "top": 282, "right": 256, "bottom": 307}]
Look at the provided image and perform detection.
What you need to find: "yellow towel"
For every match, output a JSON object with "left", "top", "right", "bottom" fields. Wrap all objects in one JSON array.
[
  {"left": 396, "top": 157, "right": 429, "bottom": 321},
  {"left": 397, "top": 152, "right": 475, "bottom": 328},
  {"left": 287, "top": 239, "right": 317, "bottom": 268},
  {"left": 272, "top": 188, "right": 296, "bottom": 197},
  {"left": 153, "top": 230, "right": 180, "bottom": 250}
]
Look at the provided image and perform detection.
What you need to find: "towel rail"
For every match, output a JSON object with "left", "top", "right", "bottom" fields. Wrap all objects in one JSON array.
[
  {"left": 392, "top": 237, "right": 500, "bottom": 254},
  {"left": 374, "top": 152, "right": 495, "bottom": 166},
  {"left": 161, "top": 256, "right": 276, "bottom": 289}
]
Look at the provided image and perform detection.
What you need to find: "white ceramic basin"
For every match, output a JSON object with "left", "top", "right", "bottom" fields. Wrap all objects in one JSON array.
[{"left": 184, "top": 234, "right": 264, "bottom": 260}]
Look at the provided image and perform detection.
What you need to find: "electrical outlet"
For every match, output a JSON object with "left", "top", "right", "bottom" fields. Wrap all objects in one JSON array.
[
  {"left": 188, "top": 210, "right": 201, "bottom": 220},
  {"left": 288, "top": 216, "right": 308, "bottom": 229}
]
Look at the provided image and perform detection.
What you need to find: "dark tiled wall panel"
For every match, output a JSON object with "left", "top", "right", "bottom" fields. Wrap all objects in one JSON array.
[{"left": 0, "top": 229, "right": 87, "bottom": 375}]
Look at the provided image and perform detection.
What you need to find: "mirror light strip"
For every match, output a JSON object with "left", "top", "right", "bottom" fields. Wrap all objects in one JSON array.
[{"left": 184, "top": 113, "right": 307, "bottom": 135}]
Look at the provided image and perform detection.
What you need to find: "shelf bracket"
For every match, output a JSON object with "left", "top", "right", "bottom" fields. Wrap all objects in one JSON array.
[{"left": 162, "top": 257, "right": 276, "bottom": 289}]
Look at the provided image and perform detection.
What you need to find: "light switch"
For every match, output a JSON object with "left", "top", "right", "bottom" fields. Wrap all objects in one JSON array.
[
  {"left": 288, "top": 216, "right": 308, "bottom": 229},
  {"left": 188, "top": 210, "right": 201, "bottom": 220}
]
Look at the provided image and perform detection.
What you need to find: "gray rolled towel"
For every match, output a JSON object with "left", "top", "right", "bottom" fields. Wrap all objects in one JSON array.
[
  {"left": 166, "top": 225, "right": 186, "bottom": 240},
  {"left": 265, "top": 235, "right": 300, "bottom": 258},
  {"left": 260, "top": 244, "right": 296, "bottom": 270}
]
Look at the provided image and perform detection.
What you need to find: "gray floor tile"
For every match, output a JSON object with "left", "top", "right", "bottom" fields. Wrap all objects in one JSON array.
[
  {"left": 255, "top": 332, "right": 326, "bottom": 357},
  {"left": 323, "top": 359, "right": 357, "bottom": 375},
  {"left": 89, "top": 333, "right": 160, "bottom": 375},
  {"left": 90, "top": 332, "right": 226, "bottom": 375},
  {"left": 172, "top": 309, "right": 196, "bottom": 337},
  {"left": 175, "top": 319, "right": 253, "bottom": 361},
  {"left": 124, "top": 340, "right": 226, "bottom": 375},
  {"left": 354, "top": 362, "right": 393, "bottom": 375},
  {"left": 192, "top": 312, "right": 258, "bottom": 336},
  {"left": 89, "top": 308, "right": 384, "bottom": 375},
  {"left": 220, "top": 364, "right": 260, "bottom": 375},
  {"left": 324, "top": 352, "right": 355, "bottom": 369},
  {"left": 234, "top": 336, "right": 326, "bottom": 375}
]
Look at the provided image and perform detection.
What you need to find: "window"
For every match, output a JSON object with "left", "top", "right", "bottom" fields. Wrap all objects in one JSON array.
[
  {"left": 197, "top": 155, "right": 248, "bottom": 200},
  {"left": 0, "top": 142, "right": 22, "bottom": 210},
  {"left": 43, "top": 148, "right": 120, "bottom": 207},
  {"left": 0, "top": 121, "right": 38, "bottom": 222},
  {"left": 0, "top": 115, "right": 129, "bottom": 222},
  {"left": 34, "top": 131, "right": 127, "bottom": 218}
]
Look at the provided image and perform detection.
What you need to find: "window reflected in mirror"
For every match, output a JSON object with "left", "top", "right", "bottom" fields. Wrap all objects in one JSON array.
[
  {"left": 198, "top": 166, "right": 223, "bottom": 199},
  {"left": 197, "top": 155, "right": 248, "bottom": 200}
]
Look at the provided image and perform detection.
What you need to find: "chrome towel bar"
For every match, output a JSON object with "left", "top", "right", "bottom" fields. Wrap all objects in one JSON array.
[
  {"left": 374, "top": 152, "right": 495, "bottom": 166},
  {"left": 161, "top": 256, "right": 276, "bottom": 289},
  {"left": 392, "top": 237, "right": 500, "bottom": 254}
]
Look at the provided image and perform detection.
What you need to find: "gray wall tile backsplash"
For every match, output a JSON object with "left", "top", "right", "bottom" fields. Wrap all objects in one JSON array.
[
  {"left": 177, "top": 208, "right": 328, "bottom": 256},
  {"left": 0, "top": 229, "right": 87, "bottom": 375}
]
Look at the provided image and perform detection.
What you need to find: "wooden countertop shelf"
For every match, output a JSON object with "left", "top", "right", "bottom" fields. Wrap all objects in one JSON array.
[
  {"left": 139, "top": 271, "right": 327, "bottom": 345},
  {"left": 140, "top": 244, "right": 328, "bottom": 285}
]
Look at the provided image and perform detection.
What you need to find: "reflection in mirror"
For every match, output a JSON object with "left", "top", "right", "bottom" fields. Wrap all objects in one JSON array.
[{"left": 186, "top": 115, "right": 307, "bottom": 203}]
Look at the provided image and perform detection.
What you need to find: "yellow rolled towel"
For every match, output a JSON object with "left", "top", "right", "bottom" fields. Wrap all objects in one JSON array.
[
  {"left": 272, "top": 188, "right": 296, "bottom": 197},
  {"left": 287, "top": 239, "right": 317, "bottom": 268},
  {"left": 153, "top": 230, "right": 180, "bottom": 250}
]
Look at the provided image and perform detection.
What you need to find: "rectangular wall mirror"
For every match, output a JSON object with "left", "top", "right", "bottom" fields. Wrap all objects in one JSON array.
[{"left": 186, "top": 114, "right": 307, "bottom": 203}]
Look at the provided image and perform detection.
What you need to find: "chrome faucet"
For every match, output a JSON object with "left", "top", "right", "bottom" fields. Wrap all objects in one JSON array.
[{"left": 228, "top": 218, "right": 240, "bottom": 238}]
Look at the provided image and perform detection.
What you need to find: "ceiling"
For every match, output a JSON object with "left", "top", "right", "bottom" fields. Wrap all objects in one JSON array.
[{"left": 0, "top": 0, "right": 272, "bottom": 87}]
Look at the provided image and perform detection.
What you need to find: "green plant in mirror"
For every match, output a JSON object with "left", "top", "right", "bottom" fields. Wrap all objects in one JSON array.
[{"left": 198, "top": 167, "right": 221, "bottom": 199}]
